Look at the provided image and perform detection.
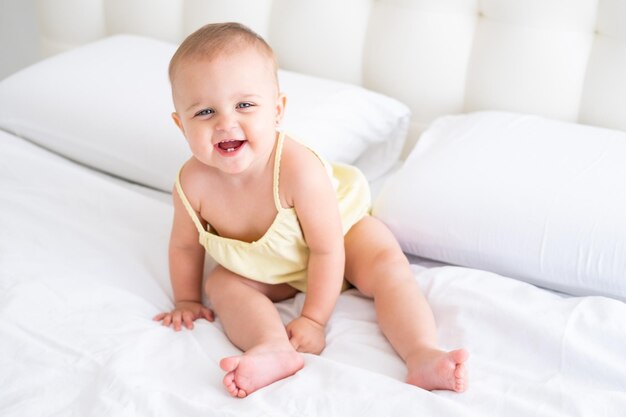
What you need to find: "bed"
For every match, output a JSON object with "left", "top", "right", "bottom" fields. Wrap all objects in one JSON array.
[{"left": 1, "top": 1, "right": 625, "bottom": 416}]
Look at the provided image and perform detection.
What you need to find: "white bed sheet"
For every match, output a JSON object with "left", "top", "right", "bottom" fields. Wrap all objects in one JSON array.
[{"left": 1, "top": 130, "right": 625, "bottom": 417}]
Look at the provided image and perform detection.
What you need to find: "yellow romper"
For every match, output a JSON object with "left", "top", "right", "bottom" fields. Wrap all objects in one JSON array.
[{"left": 175, "top": 131, "right": 371, "bottom": 292}]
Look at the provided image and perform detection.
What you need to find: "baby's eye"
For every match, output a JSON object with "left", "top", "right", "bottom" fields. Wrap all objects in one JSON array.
[
  {"left": 195, "top": 108, "right": 214, "bottom": 117},
  {"left": 237, "top": 102, "right": 254, "bottom": 109}
]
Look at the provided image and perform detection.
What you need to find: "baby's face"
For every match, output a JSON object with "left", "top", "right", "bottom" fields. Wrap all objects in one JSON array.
[{"left": 171, "top": 47, "right": 284, "bottom": 175}]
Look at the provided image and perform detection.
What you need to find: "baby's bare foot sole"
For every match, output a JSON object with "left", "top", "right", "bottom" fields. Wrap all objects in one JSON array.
[
  {"left": 406, "top": 348, "right": 469, "bottom": 392},
  {"left": 220, "top": 349, "right": 304, "bottom": 398}
]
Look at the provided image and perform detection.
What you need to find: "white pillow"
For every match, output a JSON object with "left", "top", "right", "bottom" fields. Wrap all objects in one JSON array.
[
  {"left": 279, "top": 71, "right": 409, "bottom": 180},
  {"left": 373, "top": 111, "right": 626, "bottom": 301},
  {"left": 0, "top": 35, "right": 409, "bottom": 192}
]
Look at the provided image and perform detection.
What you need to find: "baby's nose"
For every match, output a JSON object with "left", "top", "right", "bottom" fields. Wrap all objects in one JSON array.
[{"left": 215, "top": 112, "right": 237, "bottom": 131}]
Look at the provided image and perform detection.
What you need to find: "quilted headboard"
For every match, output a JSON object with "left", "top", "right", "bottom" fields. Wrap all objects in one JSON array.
[{"left": 38, "top": 0, "right": 626, "bottom": 146}]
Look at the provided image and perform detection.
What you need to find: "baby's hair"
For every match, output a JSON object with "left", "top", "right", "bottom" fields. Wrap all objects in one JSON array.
[{"left": 169, "top": 22, "right": 278, "bottom": 85}]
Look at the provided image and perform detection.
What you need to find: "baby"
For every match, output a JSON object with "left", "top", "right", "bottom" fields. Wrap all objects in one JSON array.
[{"left": 154, "top": 22, "right": 468, "bottom": 398}]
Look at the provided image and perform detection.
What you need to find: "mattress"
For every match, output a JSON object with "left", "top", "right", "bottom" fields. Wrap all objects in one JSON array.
[{"left": 1, "top": 129, "right": 624, "bottom": 416}]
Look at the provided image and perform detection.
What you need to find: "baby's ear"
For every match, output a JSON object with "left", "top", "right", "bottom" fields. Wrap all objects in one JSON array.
[
  {"left": 276, "top": 93, "right": 287, "bottom": 125},
  {"left": 171, "top": 112, "right": 185, "bottom": 135}
]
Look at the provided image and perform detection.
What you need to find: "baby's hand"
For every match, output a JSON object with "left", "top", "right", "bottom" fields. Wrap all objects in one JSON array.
[
  {"left": 286, "top": 316, "right": 326, "bottom": 355},
  {"left": 153, "top": 301, "right": 214, "bottom": 331}
]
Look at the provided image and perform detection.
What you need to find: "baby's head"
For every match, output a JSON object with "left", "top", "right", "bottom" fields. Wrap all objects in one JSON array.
[
  {"left": 169, "top": 22, "right": 287, "bottom": 172},
  {"left": 169, "top": 22, "right": 279, "bottom": 95}
]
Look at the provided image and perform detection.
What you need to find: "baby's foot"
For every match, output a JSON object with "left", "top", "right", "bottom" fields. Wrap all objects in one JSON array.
[
  {"left": 219, "top": 347, "right": 304, "bottom": 398},
  {"left": 406, "top": 348, "right": 469, "bottom": 392}
]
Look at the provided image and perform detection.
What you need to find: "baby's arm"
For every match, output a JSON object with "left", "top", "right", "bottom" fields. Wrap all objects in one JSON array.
[
  {"left": 153, "top": 178, "right": 214, "bottom": 330},
  {"left": 283, "top": 142, "right": 345, "bottom": 354}
]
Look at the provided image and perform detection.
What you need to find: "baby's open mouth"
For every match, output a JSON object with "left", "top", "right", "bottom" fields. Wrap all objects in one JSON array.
[{"left": 216, "top": 140, "right": 245, "bottom": 153}]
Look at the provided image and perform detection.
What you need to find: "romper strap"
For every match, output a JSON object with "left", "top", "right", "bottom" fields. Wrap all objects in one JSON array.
[
  {"left": 272, "top": 131, "right": 285, "bottom": 211},
  {"left": 175, "top": 167, "right": 206, "bottom": 234}
]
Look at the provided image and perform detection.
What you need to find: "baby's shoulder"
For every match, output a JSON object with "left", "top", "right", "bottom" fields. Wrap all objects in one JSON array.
[
  {"left": 283, "top": 135, "right": 326, "bottom": 170},
  {"left": 177, "top": 158, "right": 215, "bottom": 207},
  {"left": 281, "top": 136, "right": 331, "bottom": 190}
]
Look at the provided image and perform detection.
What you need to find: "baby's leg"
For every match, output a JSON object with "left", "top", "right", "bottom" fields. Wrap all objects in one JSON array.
[
  {"left": 344, "top": 217, "right": 468, "bottom": 392},
  {"left": 206, "top": 266, "right": 303, "bottom": 398}
]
